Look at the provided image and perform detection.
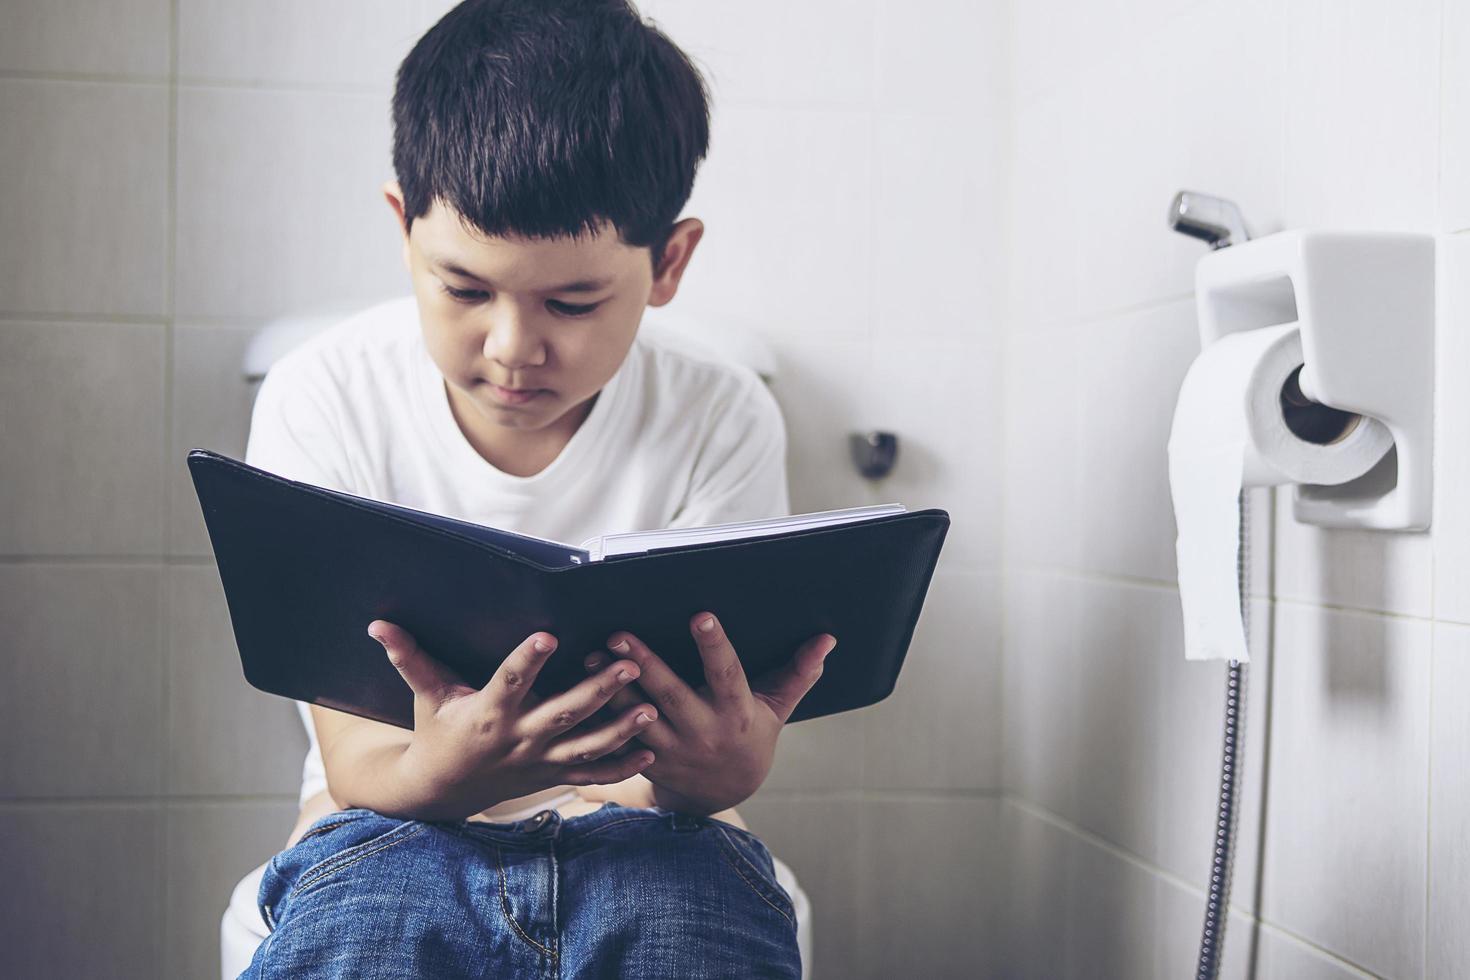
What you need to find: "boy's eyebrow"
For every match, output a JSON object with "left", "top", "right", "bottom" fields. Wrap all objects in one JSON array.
[{"left": 431, "top": 257, "right": 613, "bottom": 293}]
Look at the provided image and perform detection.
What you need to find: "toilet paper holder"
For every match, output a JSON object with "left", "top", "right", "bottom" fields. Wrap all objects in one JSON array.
[{"left": 1194, "top": 230, "right": 1435, "bottom": 531}]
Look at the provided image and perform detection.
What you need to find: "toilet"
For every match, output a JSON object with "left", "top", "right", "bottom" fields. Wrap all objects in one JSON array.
[{"left": 218, "top": 306, "right": 814, "bottom": 977}]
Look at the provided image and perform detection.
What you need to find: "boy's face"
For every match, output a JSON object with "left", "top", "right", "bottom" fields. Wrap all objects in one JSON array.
[{"left": 384, "top": 182, "right": 702, "bottom": 446}]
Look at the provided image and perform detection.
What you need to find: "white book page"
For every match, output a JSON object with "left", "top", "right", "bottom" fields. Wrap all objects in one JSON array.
[{"left": 579, "top": 503, "right": 906, "bottom": 562}]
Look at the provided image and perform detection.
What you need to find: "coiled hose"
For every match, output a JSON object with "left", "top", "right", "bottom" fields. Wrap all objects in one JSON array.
[{"left": 1195, "top": 490, "right": 1249, "bottom": 980}]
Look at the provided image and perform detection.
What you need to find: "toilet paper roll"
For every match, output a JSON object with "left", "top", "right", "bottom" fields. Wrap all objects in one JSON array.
[{"left": 1168, "top": 321, "right": 1393, "bottom": 662}]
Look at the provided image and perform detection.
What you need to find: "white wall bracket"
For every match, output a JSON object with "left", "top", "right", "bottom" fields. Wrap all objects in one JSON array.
[{"left": 1194, "top": 231, "right": 1435, "bottom": 531}]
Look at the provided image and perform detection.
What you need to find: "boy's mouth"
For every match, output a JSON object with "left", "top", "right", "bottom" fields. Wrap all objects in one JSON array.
[{"left": 485, "top": 381, "right": 548, "bottom": 406}]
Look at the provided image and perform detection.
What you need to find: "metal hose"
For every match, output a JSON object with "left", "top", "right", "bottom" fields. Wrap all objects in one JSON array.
[{"left": 1195, "top": 490, "right": 1250, "bottom": 980}]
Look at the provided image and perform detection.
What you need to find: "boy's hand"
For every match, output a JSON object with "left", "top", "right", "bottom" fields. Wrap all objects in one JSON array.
[
  {"left": 582, "top": 612, "right": 837, "bottom": 816},
  {"left": 369, "top": 619, "right": 659, "bottom": 821}
]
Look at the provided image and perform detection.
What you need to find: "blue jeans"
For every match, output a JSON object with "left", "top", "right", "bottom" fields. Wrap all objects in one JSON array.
[{"left": 241, "top": 803, "right": 800, "bottom": 979}]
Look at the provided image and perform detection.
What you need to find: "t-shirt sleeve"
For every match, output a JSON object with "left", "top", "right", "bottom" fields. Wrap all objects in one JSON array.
[
  {"left": 243, "top": 357, "right": 356, "bottom": 493},
  {"left": 665, "top": 373, "right": 792, "bottom": 528}
]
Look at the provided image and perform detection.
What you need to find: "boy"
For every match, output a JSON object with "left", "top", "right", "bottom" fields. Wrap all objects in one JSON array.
[{"left": 240, "top": 1, "right": 834, "bottom": 976}]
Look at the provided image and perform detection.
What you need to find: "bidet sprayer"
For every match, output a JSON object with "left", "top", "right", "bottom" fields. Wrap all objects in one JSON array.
[{"left": 1169, "top": 191, "right": 1250, "bottom": 250}]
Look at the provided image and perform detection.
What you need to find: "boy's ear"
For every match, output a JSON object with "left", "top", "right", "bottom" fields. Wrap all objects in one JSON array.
[
  {"left": 383, "top": 180, "right": 412, "bottom": 271},
  {"left": 646, "top": 217, "right": 705, "bottom": 307}
]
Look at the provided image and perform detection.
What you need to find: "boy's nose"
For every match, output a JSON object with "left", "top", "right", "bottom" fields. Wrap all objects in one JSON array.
[{"left": 482, "top": 310, "right": 547, "bottom": 369}]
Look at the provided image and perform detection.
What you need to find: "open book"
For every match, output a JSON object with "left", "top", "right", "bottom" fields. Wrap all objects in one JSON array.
[
  {"left": 328, "top": 485, "right": 906, "bottom": 567},
  {"left": 187, "top": 449, "right": 949, "bottom": 726}
]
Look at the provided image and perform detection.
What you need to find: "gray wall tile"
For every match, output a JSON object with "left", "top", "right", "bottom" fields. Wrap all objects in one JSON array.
[
  {"left": 169, "top": 324, "right": 260, "bottom": 556},
  {"left": 0, "top": 321, "right": 166, "bottom": 556},
  {"left": 0, "top": 0, "right": 171, "bottom": 76},
  {"left": 164, "top": 799, "right": 301, "bottom": 980},
  {"left": 0, "top": 804, "right": 163, "bottom": 978},
  {"left": 0, "top": 80, "right": 169, "bottom": 316},
  {"left": 178, "top": 0, "right": 422, "bottom": 87},
  {"left": 0, "top": 565, "right": 164, "bottom": 798},
  {"left": 862, "top": 569, "right": 1000, "bottom": 791},
  {"left": 167, "top": 566, "right": 309, "bottom": 796},
  {"left": 174, "top": 85, "right": 404, "bottom": 319}
]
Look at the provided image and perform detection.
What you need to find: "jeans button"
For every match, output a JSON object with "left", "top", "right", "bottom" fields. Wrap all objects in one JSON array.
[{"left": 528, "top": 810, "right": 550, "bottom": 828}]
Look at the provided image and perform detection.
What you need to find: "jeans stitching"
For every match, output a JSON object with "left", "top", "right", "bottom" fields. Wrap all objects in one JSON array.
[
  {"left": 713, "top": 827, "right": 795, "bottom": 927},
  {"left": 494, "top": 842, "right": 556, "bottom": 960},
  {"left": 292, "top": 816, "right": 357, "bottom": 845},
  {"left": 577, "top": 814, "right": 662, "bottom": 838},
  {"left": 290, "top": 823, "right": 427, "bottom": 897}
]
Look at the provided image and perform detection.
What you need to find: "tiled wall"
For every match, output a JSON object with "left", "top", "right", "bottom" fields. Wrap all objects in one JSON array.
[
  {"left": 1001, "top": 1, "right": 1470, "bottom": 977},
  {"left": 0, "top": 1, "right": 1006, "bottom": 977}
]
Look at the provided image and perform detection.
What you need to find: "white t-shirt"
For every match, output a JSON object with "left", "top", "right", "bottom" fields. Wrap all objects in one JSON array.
[{"left": 242, "top": 295, "right": 790, "bottom": 810}]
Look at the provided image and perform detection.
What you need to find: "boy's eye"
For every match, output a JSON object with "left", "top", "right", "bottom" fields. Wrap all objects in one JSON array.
[
  {"left": 441, "top": 283, "right": 489, "bottom": 303},
  {"left": 547, "top": 299, "right": 601, "bottom": 317}
]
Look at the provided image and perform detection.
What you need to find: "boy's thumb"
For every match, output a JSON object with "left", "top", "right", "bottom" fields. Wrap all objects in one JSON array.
[{"left": 369, "top": 621, "right": 464, "bottom": 705}]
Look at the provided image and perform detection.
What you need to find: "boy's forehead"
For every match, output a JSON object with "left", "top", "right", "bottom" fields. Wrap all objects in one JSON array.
[{"left": 413, "top": 201, "right": 638, "bottom": 286}]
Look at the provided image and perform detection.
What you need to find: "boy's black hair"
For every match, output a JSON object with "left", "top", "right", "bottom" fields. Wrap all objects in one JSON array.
[{"left": 392, "top": 0, "right": 710, "bottom": 271}]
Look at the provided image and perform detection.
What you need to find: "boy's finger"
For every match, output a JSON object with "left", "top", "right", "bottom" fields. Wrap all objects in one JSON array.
[
  {"left": 582, "top": 653, "right": 681, "bottom": 750},
  {"left": 478, "top": 631, "right": 559, "bottom": 712},
  {"left": 750, "top": 633, "right": 837, "bottom": 724},
  {"left": 604, "top": 631, "right": 713, "bottom": 732},
  {"left": 558, "top": 748, "right": 656, "bottom": 787},
  {"left": 369, "top": 620, "right": 470, "bottom": 707},
  {"left": 688, "top": 611, "right": 752, "bottom": 713},
  {"left": 520, "top": 659, "right": 641, "bottom": 736},
  {"left": 543, "top": 703, "right": 659, "bottom": 765}
]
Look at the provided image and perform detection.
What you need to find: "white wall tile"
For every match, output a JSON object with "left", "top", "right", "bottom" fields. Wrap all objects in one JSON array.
[
  {"left": 164, "top": 799, "right": 300, "bottom": 980},
  {"left": 0, "top": 566, "right": 164, "bottom": 798},
  {"left": 765, "top": 337, "right": 877, "bottom": 515},
  {"left": 999, "top": 800, "right": 1072, "bottom": 979},
  {"left": 862, "top": 569, "right": 1000, "bottom": 791},
  {"left": 1443, "top": 0, "right": 1470, "bottom": 232},
  {"left": 1006, "top": 91, "right": 1084, "bottom": 331},
  {"left": 736, "top": 793, "right": 867, "bottom": 979},
  {"left": 636, "top": 0, "right": 875, "bottom": 109},
  {"left": 0, "top": 80, "right": 169, "bottom": 317},
  {"left": 174, "top": 86, "right": 405, "bottom": 319},
  {"left": 167, "top": 566, "right": 309, "bottom": 796},
  {"left": 1259, "top": 602, "right": 1430, "bottom": 979},
  {"left": 0, "top": 805, "right": 163, "bottom": 977},
  {"left": 875, "top": 0, "right": 1006, "bottom": 113},
  {"left": 1002, "top": 570, "right": 1083, "bottom": 820},
  {"left": 853, "top": 796, "right": 1000, "bottom": 977},
  {"left": 1283, "top": 0, "right": 1441, "bottom": 232},
  {"left": 1064, "top": 819, "right": 1160, "bottom": 979},
  {"left": 1429, "top": 621, "right": 1470, "bottom": 980},
  {"left": 674, "top": 105, "right": 873, "bottom": 340},
  {"left": 0, "top": 321, "right": 166, "bottom": 556},
  {"left": 179, "top": 0, "right": 423, "bottom": 87},
  {"left": 1003, "top": 326, "right": 1081, "bottom": 568},
  {"left": 872, "top": 111, "right": 1003, "bottom": 345},
  {"left": 1075, "top": 298, "right": 1201, "bottom": 583},
  {"left": 1069, "top": 0, "right": 1286, "bottom": 319},
  {"left": 739, "top": 793, "right": 1002, "bottom": 979},
  {"left": 169, "top": 324, "right": 259, "bottom": 556},
  {"left": 1434, "top": 233, "right": 1470, "bottom": 624},
  {"left": 0, "top": 0, "right": 170, "bottom": 76},
  {"left": 1272, "top": 503, "right": 1434, "bottom": 618},
  {"left": 761, "top": 712, "right": 866, "bottom": 792},
  {"left": 867, "top": 336, "right": 1001, "bottom": 568}
]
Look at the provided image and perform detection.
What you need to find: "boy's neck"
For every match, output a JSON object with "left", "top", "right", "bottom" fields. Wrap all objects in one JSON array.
[{"left": 445, "top": 383, "right": 599, "bottom": 478}]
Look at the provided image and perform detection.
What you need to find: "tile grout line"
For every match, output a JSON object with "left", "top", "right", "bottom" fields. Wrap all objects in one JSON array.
[{"left": 160, "top": 0, "right": 180, "bottom": 960}]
